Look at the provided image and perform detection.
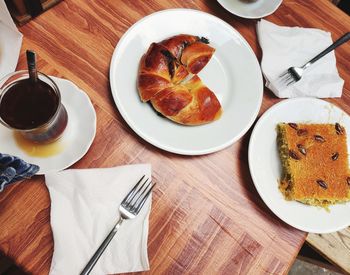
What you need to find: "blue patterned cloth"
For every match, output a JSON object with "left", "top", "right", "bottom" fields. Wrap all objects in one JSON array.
[{"left": 0, "top": 153, "right": 39, "bottom": 192}]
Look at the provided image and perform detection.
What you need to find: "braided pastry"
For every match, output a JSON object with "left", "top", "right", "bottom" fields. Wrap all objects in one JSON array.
[{"left": 138, "top": 34, "right": 222, "bottom": 125}]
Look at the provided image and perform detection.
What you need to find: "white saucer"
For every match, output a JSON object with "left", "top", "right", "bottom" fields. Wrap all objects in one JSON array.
[
  {"left": 110, "top": 9, "right": 263, "bottom": 155},
  {"left": 248, "top": 98, "right": 350, "bottom": 233},
  {"left": 217, "top": 0, "right": 282, "bottom": 19},
  {"left": 0, "top": 77, "right": 96, "bottom": 175}
]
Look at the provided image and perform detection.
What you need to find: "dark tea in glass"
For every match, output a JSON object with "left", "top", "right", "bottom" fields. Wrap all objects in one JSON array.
[{"left": 0, "top": 71, "right": 68, "bottom": 143}]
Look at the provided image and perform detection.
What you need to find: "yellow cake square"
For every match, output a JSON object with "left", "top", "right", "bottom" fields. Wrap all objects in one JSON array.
[{"left": 277, "top": 123, "right": 350, "bottom": 207}]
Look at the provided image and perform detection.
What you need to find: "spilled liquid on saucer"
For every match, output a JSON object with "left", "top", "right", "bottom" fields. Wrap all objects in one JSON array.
[{"left": 14, "top": 132, "right": 65, "bottom": 157}]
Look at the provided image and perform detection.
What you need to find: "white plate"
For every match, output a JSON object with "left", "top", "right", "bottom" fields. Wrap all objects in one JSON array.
[
  {"left": 110, "top": 9, "right": 263, "bottom": 155},
  {"left": 217, "top": 0, "right": 282, "bottom": 19},
  {"left": 0, "top": 77, "right": 96, "bottom": 174},
  {"left": 248, "top": 98, "right": 350, "bottom": 233}
]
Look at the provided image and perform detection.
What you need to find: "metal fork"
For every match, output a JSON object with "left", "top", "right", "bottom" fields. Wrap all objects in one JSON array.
[
  {"left": 80, "top": 175, "right": 155, "bottom": 275},
  {"left": 279, "top": 32, "right": 350, "bottom": 87}
]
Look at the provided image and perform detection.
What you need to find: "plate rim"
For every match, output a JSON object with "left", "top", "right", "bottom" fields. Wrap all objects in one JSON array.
[
  {"left": 248, "top": 97, "right": 350, "bottom": 233},
  {"left": 217, "top": 0, "right": 283, "bottom": 19},
  {"left": 109, "top": 8, "right": 263, "bottom": 155}
]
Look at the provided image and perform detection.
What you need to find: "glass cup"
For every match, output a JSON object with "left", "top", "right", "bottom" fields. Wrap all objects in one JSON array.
[{"left": 0, "top": 70, "right": 68, "bottom": 143}]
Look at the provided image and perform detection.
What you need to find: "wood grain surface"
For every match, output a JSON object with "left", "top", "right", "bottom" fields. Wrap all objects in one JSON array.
[
  {"left": 1, "top": 0, "right": 350, "bottom": 274},
  {"left": 307, "top": 227, "right": 350, "bottom": 273}
]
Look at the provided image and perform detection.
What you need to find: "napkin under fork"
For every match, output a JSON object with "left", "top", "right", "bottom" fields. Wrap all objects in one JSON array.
[
  {"left": 45, "top": 164, "right": 152, "bottom": 275},
  {"left": 257, "top": 19, "right": 344, "bottom": 98}
]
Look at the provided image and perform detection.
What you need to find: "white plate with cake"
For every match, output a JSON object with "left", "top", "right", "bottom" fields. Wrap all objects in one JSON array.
[
  {"left": 248, "top": 98, "right": 350, "bottom": 233},
  {"left": 110, "top": 9, "right": 263, "bottom": 155}
]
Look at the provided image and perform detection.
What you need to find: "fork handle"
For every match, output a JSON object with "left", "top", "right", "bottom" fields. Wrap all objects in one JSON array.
[
  {"left": 304, "top": 32, "right": 350, "bottom": 69},
  {"left": 80, "top": 218, "right": 124, "bottom": 275}
]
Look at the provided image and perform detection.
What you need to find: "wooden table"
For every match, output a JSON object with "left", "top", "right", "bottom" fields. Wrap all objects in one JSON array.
[
  {"left": 1, "top": 0, "right": 349, "bottom": 274},
  {"left": 306, "top": 227, "right": 350, "bottom": 273}
]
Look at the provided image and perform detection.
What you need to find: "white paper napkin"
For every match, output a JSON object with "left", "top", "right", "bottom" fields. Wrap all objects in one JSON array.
[
  {"left": 45, "top": 164, "right": 152, "bottom": 275},
  {"left": 257, "top": 19, "right": 344, "bottom": 98},
  {"left": 0, "top": 0, "right": 22, "bottom": 79}
]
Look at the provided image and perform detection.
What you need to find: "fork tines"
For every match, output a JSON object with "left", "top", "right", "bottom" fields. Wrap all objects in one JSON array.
[
  {"left": 279, "top": 67, "right": 302, "bottom": 87},
  {"left": 122, "top": 175, "right": 155, "bottom": 214}
]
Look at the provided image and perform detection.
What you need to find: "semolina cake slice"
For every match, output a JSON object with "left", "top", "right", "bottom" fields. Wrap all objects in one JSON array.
[{"left": 277, "top": 123, "right": 350, "bottom": 207}]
